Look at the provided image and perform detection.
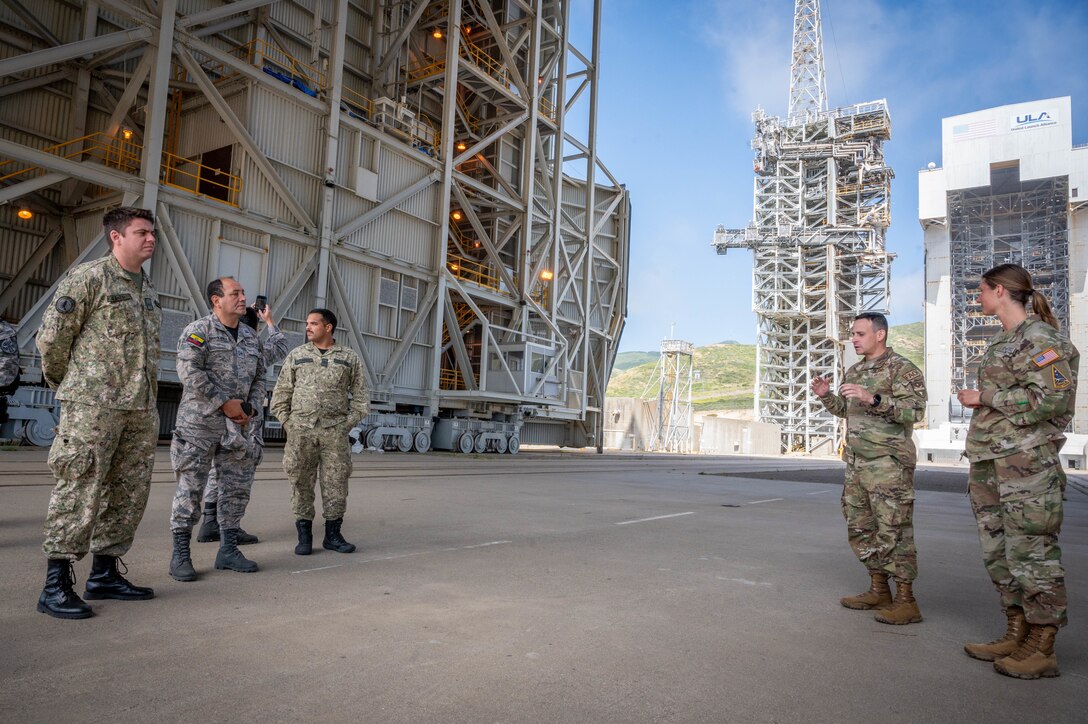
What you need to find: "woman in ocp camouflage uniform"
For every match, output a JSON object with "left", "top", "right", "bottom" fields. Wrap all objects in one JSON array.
[{"left": 956, "top": 263, "right": 1078, "bottom": 680}]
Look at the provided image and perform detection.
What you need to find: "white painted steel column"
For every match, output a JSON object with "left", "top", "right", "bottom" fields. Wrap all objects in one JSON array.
[
  {"left": 315, "top": 0, "right": 349, "bottom": 308},
  {"left": 429, "top": 0, "right": 463, "bottom": 406},
  {"left": 140, "top": 0, "right": 177, "bottom": 209}
]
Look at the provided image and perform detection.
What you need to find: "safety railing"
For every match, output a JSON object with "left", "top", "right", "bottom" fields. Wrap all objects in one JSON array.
[
  {"left": 0, "top": 131, "right": 141, "bottom": 183},
  {"left": 439, "top": 367, "right": 468, "bottom": 390},
  {"left": 240, "top": 38, "right": 326, "bottom": 96},
  {"left": 447, "top": 252, "right": 499, "bottom": 292},
  {"left": 0, "top": 131, "right": 241, "bottom": 206},
  {"left": 161, "top": 151, "right": 242, "bottom": 207}
]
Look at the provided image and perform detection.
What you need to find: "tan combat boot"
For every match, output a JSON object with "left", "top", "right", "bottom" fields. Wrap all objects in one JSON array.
[
  {"left": 874, "top": 579, "right": 922, "bottom": 625},
  {"left": 994, "top": 624, "right": 1060, "bottom": 679},
  {"left": 840, "top": 571, "right": 892, "bottom": 610},
  {"left": 964, "top": 606, "right": 1027, "bottom": 661}
]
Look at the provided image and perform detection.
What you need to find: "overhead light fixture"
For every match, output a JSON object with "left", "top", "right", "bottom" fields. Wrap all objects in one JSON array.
[
  {"left": 432, "top": 28, "right": 443, "bottom": 39},
  {"left": 540, "top": 269, "right": 554, "bottom": 281},
  {"left": 464, "top": 26, "right": 472, "bottom": 34},
  {"left": 121, "top": 128, "right": 134, "bottom": 140},
  {"left": 451, "top": 210, "right": 463, "bottom": 221},
  {"left": 455, "top": 140, "right": 467, "bottom": 151},
  {"left": 17, "top": 208, "right": 33, "bottom": 220}
]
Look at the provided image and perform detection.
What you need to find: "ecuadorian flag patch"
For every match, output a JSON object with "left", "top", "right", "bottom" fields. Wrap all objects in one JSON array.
[
  {"left": 1033, "top": 348, "right": 1060, "bottom": 368},
  {"left": 187, "top": 333, "right": 206, "bottom": 348}
]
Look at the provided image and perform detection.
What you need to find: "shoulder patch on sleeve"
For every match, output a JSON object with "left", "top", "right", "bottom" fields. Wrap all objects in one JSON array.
[
  {"left": 55, "top": 296, "right": 76, "bottom": 314},
  {"left": 1033, "top": 348, "right": 1061, "bottom": 368},
  {"left": 186, "top": 333, "right": 206, "bottom": 348},
  {"left": 1053, "top": 366, "right": 1072, "bottom": 390},
  {"left": 903, "top": 367, "right": 923, "bottom": 384}
]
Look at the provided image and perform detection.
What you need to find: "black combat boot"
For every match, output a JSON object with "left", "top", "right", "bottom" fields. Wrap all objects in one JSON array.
[
  {"left": 215, "top": 529, "right": 258, "bottom": 572},
  {"left": 84, "top": 554, "right": 154, "bottom": 600},
  {"left": 295, "top": 519, "right": 313, "bottom": 556},
  {"left": 235, "top": 526, "right": 259, "bottom": 545},
  {"left": 169, "top": 529, "right": 197, "bottom": 582},
  {"left": 196, "top": 501, "right": 219, "bottom": 542},
  {"left": 323, "top": 518, "right": 356, "bottom": 553},
  {"left": 37, "top": 559, "right": 93, "bottom": 619}
]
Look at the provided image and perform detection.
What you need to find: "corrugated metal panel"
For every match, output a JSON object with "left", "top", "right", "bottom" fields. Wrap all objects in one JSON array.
[
  {"left": 249, "top": 88, "right": 323, "bottom": 174},
  {"left": 0, "top": 2, "right": 81, "bottom": 45},
  {"left": 391, "top": 344, "right": 430, "bottom": 391},
  {"left": 167, "top": 208, "right": 216, "bottom": 285},
  {"left": 520, "top": 420, "right": 568, "bottom": 445},
  {"left": 177, "top": 92, "right": 245, "bottom": 158},
  {"left": 220, "top": 222, "right": 264, "bottom": 250},
  {"left": 349, "top": 212, "right": 433, "bottom": 267},
  {"left": 269, "top": 4, "right": 321, "bottom": 51},
  {"left": 265, "top": 237, "right": 312, "bottom": 296},
  {"left": 235, "top": 147, "right": 322, "bottom": 223}
]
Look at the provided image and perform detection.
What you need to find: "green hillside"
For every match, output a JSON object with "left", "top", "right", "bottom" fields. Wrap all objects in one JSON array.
[{"left": 608, "top": 322, "right": 924, "bottom": 410}]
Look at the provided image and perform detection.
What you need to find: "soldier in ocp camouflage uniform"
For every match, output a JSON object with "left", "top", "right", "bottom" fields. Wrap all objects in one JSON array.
[
  {"left": 195, "top": 303, "right": 289, "bottom": 545},
  {"left": 813, "top": 312, "right": 927, "bottom": 626},
  {"left": 271, "top": 308, "right": 369, "bottom": 556},
  {"left": 35, "top": 207, "right": 161, "bottom": 620},
  {"left": 957, "top": 264, "right": 1078, "bottom": 680},
  {"left": 168, "top": 277, "right": 266, "bottom": 581},
  {"left": 0, "top": 319, "right": 20, "bottom": 432}
]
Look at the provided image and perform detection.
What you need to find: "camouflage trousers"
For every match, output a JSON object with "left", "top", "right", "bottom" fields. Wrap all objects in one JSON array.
[
  {"left": 284, "top": 424, "right": 352, "bottom": 520},
  {"left": 841, "top": 452, "right": 917, "bottom": 582},
  {"left": 170, "top": 430, "right": 256, "bottom": 531},
  {"left": 203, "top": 420, "right": 265, "bottom": 505},
  {"left": 43, "top": 401, "right": 158, "bottom": 560},
  {"left": 969, "top": 443, "right": 1067, "bottom": 627}
]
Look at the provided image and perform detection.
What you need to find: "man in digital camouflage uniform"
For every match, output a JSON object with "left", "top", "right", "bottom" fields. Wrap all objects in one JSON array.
[
  {"left": 168, "top": 277, "right": 265, "bottom": 581},
  {"left": 35, "top": 207, "right": 161, "bottom": 619},
  {"left": 0, "top": 318, "right": 19, "bottom": 433},
  {"left": 195, "top": 303, "right": 288, "bottom": 545},
  {"left": 271, "top": 308, "right": 369, "bottom": 555},
  {"left": 812, "top": 312, "right": 928, "bottom": 625}
]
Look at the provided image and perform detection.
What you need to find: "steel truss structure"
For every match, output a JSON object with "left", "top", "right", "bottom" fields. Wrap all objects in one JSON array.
[
  {"left": 646, "top": 338, "right": 693, "bottom": 453},
  {"left": 713, "top": 0, "right": 892, "bottom": 453},
  {"left": 946, "top": 173, "right": 1069, "bottom": 421},
  {"left": 0, "top": 0, "right": 630, "bottom": 451}
]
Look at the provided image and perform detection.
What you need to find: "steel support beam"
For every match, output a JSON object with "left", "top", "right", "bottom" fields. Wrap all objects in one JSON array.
[{"left": 0, "top": 27, "right": 153, "bottom": 77}]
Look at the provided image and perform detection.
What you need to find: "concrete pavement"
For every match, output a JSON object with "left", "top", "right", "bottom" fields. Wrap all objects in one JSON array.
[{"left": 1, "top": 448, "right": 1084, "bottom": 722}]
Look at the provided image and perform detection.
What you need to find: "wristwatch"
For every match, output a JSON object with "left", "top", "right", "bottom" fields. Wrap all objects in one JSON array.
[{"left": 870, "top": 394, "right": 882, "bottom": 408}]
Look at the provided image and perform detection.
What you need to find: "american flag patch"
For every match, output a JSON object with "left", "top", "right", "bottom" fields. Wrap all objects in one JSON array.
[{"left": 1032, "top": 348, "right": 1060, "bottom": 367}]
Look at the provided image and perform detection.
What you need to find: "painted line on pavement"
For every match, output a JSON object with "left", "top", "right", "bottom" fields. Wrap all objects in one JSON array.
[
  {"left": 615, "top": 511, "right": 695, "bottom": 526},
  {"left": 807, "top": 489, "right": 836, "bottom": 495},
  {"left": 291, "top": 540, "right": 512, "bottom": 574},
  {"left": 747, "top": 498, "right": 783, "bottom": 505}
]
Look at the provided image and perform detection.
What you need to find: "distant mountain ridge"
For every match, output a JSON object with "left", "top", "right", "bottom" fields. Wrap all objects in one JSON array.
[{"left": 608, "top": 321, "right": 924, "bottom": 411}]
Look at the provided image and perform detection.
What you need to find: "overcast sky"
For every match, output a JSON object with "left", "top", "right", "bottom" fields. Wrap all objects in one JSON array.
[{"left": 577, "top": 0, "right": 1088, "bottom": 352}]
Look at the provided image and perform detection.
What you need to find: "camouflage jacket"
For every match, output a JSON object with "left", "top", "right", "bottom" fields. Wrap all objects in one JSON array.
[
  {"left": 271, "top": 341, "right": 369, "bottom": 431},
  {"left": 966, "top": 315, "right": 1079, "bottom": 462},
  {"left": 36, "top": 254, "right": 161, "bottom": 409},
  {"left": 819, "top": 347, "right": 927, "bottom": 464},
  {"left": 175, "top": 313, "right": 266, "bottom": 436},
  {"left": 0, "top": 320, "right": 18, "bottom": 388},
  {"left": 261, "top": 325, "right": 289, "bottom": 368}
]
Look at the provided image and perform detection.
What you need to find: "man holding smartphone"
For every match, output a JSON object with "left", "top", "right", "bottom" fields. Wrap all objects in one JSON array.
[
  {"left": 195, "top": 295, "right": 289, "bottom": 545},
  {"left": 168, "top": 277, "right": 266, "bottom": 581}
]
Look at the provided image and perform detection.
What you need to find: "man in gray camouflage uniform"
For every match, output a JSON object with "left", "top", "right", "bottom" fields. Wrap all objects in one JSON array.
[
  {"left": 35, "top": 207, "right": 161, "bottom": 619},
  {"left": 196, "top": 303, "right": 289, "bottom": 545},
  {"left": 812, "top": 312, "right": 927, "bottom": 625},
  {"left": 169, "top": 277, "right": 265, "bottom": 581},
  {"left": 271, "top": 308, "right": 369, "bottom": 555},
  {"left": 0, "top": 319, "right": 19, "bottom": 432}
]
